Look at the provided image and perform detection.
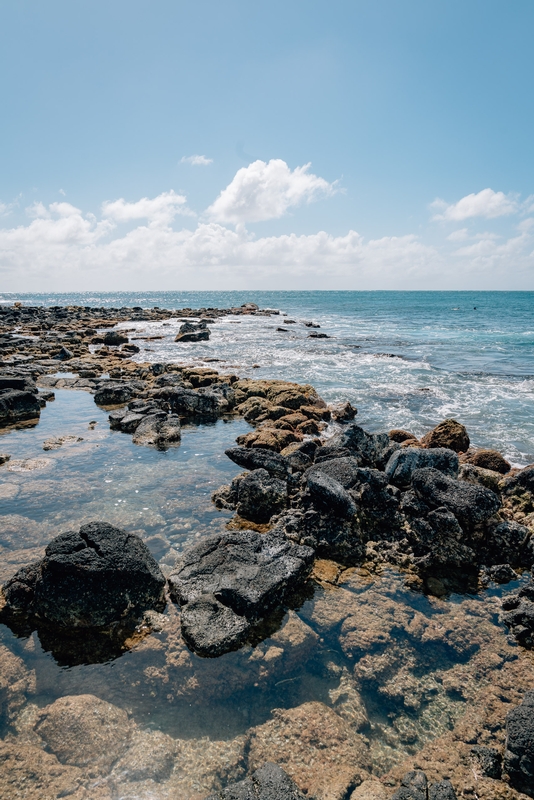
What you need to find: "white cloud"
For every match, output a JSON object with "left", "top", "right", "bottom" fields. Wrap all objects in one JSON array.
[
  {"left": 431, "top": 188, "right": 518, "bottom": 221},
  {"left": 180, "top": 154, "right": 213, "bottom": 166},
  {"left": 102, "top": 190, "right": 193, "bottom": 227},
  {"left": 59, "top": 189, "right": 66, "bottom": 196},
  {"left": 207, "top": 159, "right": 336, "bottom": 224},
  {"left": 447, "top": 228, "right": 469, "bottom": 242}
]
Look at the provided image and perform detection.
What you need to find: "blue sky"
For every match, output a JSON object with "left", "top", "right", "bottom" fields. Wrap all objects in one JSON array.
[{"left": 0, "top": 1, "right": 533, "bottom": 290}]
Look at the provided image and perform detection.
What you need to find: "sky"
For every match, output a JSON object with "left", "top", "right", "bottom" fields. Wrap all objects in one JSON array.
[{"left": 0, "top": 0, "right": 533, "bottom": 291}]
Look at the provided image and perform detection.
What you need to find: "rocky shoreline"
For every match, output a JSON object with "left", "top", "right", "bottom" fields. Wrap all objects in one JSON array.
[{"left": 1, "top": 302, "right": 534, "bottom": 799}]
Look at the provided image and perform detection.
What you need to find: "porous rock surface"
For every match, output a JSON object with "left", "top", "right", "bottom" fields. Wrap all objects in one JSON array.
[
  {"left": 205, "top": 762, "right": 306, "bottom": 800},
  {"left": 0, "top": 521, "right": 166, "bottom": 629},
  {"left": 169, "top": 530, "right": 314, "bottom": 656}
]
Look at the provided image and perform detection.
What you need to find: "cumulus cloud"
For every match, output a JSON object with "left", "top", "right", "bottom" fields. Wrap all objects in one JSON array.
[
  {"left": 102, "top": 190, "right": 193, "bottom": 226},
  {"left": 207, "top": 159, "right": 336, "bottom": 224},
  {"left": 431, "top": 188, "right": 518, "bottom": 221},
  {"left": 180, "top": 154, "right": 213, "bottom": 166}
]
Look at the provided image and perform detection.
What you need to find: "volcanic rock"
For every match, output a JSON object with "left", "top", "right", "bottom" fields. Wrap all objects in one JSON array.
[
  {"left": 421, "top": 419, "right": 470, "bottom": 453},
  {"left": 0, "top": 389, "right": 41, "bottom": 427},
  {"left": 503, "top": 689, "right": 534, "bottom": 796},
  {"left": 411, "top": 468, "right": 501, "bottom": 528},
  {"left": 205, "top": 762, "right": 306, "bottom": 800},
  {"left": 385, "top": 447, "right": 459, "bottom": 489}
]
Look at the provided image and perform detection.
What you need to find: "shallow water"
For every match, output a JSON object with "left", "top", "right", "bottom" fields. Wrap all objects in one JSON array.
[
  {"left": 0, "top": 385, "right": 530, "bottom": 797},
  {"left": 5, "top": 290, "right": 532, "bottom": 464}
]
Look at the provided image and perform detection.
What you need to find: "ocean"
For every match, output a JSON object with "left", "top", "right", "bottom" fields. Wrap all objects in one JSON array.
[{"left": 3, "top": 290, "right": 533, "bottom": 464}]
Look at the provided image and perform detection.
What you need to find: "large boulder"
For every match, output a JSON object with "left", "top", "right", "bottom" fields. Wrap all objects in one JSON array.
[
  {"left": 131, "top": 413, "right": 181, "bottom": 449},
  {"left": 167, "top": 387, "right": 221, "bottom": 417},
  {"left": 1, "top": 521, "right": 166, "bottom": 628},
  {"left": 0, "top": 389, "right": 41, "bottom": 427},
  {"left": 169, "top": 531, "right": 314, "bottom": 656},
  {"left": 327, "top": 423, "right": 398, "bottom": 469},
  {"left": 503, "top": 690, "right": 534, "bottom": 796},
  {"left": 205, "top": 762, "right": 306, "bottom": 800},
  {"left": 305, "top": 456, "right": 361, "bottom": 489},
  {"left": 305, "top": 470, "right": 357, "bottom": 520},
  {"left": 391, "top": 771, "right": 457, "bottom": 800},
  {"left": 0, "top": 374, "right": 38, "bottom": 393},
  {"left": 94, "top": 382, "right": 137, "bottom": 405},
  {"left": 103, "top": 330, "right": 128, "bottom": 346},
  {"left": 175, "top": 321, "right": 210, "bottom": 342},
  {"left": 385, "top": 447, "right": 459, "bottom": 488},
  {"left": 411, "top": 467, "right": 501, "bottom": 528},
  {"left": 234, "top": 469, "right": 288, "bottom": 523},
  {"left": 225, "top": 446, "right": 292, "bottom": 480},
  {"left": 421, "top": 419, "right": 470, "bottom": 453}
]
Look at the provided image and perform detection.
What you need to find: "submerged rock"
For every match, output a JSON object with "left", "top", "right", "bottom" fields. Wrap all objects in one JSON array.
[
  {"left": 205, "top": 762, "right": 306, "bottom": 800},
  {"left": 503, "top": 690, "right": 534, "bottom": 797},
  {"left": 169, "top": 530, "right": 314, "bottom": 656},
  {"left": 1, "top": 521, "right": 166, "bottom": 629},
  {"left": 131, "top": 412, "right": 181, "bottom": 449}
]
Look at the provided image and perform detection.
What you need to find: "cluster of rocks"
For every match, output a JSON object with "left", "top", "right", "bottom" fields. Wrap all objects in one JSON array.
[{"left": 0, "top": 373, "right": 43, "bottom": 427}]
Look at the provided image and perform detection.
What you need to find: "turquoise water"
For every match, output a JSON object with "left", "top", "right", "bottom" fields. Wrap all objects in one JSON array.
[{"left": 4, "top": 290, "right": 531, "bottom": 463}]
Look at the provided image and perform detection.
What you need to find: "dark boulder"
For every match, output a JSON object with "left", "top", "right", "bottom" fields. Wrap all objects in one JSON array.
[
  {"left": 94, "top": 382, "right": 137, "bottom": 405},
  {"left": 501, "top": 465, "right": 534, "bottom": 497},
  {"left": 503, "top": 689, "right": 534, "bottom": 796},
  {"left": 330, "top": 401, "right": 357, "bottom": 422},
  {"left": 481, "top": 520, "right": 532, "bottom": 567},
  {"left": 328, "top": 423, "right": 395, "bottom": 468},
  {"left": 428, "top": 782, "right": 457, "bottom": 800},
  {"left": 408, "top": 507, "right": 477, "bottom": 572},
  {"left": 392, "top": 770, "right": 427, "bottom": 800},
  {"left": 166, "top": 387, "right": 220, "bottom": 417},
  {"left": 103, "top": 330, "right": 128, "bottom": 346},
  {"left": 235, "top": 469, "right": 288, "bottom": 523},
  {"left": 0, "top": 521, "right": 166, "bottom": 629},
  {"left": 131, "top": 413, "right": 181, "bottom": 449},
  {"left": 305, "top": 456, "right": 361, "bottom": 490},
  {"left": 411, "top": 468, "right": 501, "bottom": 528},
  {"left": 470, "top": 745, "right": 502, "bottom": 779},
  {"left": 385, "top": 447, "right": 459, "bottom": 489},
  {"left": 180, "top": 594, "right": 249, "bottom": 657},
  {"left": 0, "top": 389, "right": 41, "bottom": 427},
  {"left": 169, "top": 530, "right": 314, "bottom": 656},
  {"left": 349, "top": 467, "right": 402, "bottom": 538},
  {"left": 501, "top": 575, "right": 534, "bottom": 648},
  {"left": 205, "top": 762, "right": 306, "bottom": 800},
  {"left": 305, "top": 470, "right": 356, "bottom": 519},
  {"left": 175, "top": 321, "right": 210, "bottom": 342},
  {"left": 0, "top": 375, "right": 38, "bottom": 393},
  {"left": 314, "top": 445, "right": 354, "bottom": 464},
  {"left": 225, "top": 446, "right": 292, "bottom": 480},
  {"left": 421, "top": 419, "right": 470, "bottom": 453}
]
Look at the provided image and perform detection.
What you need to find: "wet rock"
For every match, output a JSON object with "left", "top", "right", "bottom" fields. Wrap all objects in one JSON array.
[
  {"left": 225, "top": 446, "right": 292, "bottom": 480},
  {"left": 305, "top": 456, "right": 361, "bottom": 489},
  {"left": 0, "top": 374, "right": 38, "bottom": 393},
  {"left": 247, "top": 701, "right": 371, "bottom": 800},
  {"left": 351, "top": 780, "right": 388, "bottom": 799},
  {"left": 421, "top": 419, "right": 470, "bottom": 453},
  {"left": 389, "top": 429, "right": 419, "bottom": 444},
  {"left": 169, "top": 530, "right": 314, "bottom": 656},
  {"left": 411, "top": 468, "right": 501, "bottom": 528},
  {"left": 385, "top": 448, "right": 459, "bottom": 489},
  {"left": 428, "top": 781, "right": 457, "bottom": 799},
  {"left": 460, "top": 449, "right": 511, "bottom": 474},
  {"left": 328, "top": 423, "right": 398, "bottom": 469},
  {"left": 330, "top": 401, "right": 357, "bottom": 422},
  {"left": 481, "top": 563, "right": 518, "bottom": 584},
  {"left": 175, "top": 321, "right": 210, "bottom": 342},
  {"left": 481, "top": 520, "right": 532, "bottom": 567},
  {"left": 0, "top": 452, "right": 11, "bottom": 464},
  {"left": 117, "top": 411, "right": 145, "bottom": 433},
  {"left": 237, "top": 427, "right": 302, "bottom": 452},
  {"left": 273, "top": 508, "right": 364, "bottom": 564},
  {"left": 55, "top": 345, "right": 74, "bottom": 360},
  {"left": 103, "top": 330, "right": 129, "bottom": 346},
  {"left": 131, "top": 413, "right": 181, "bottom": 449},
  {"left": 0, "top": 740, "right": 84, "bottom": 799},
  {"left": 501, "top": 465, "right": 534, "bottom": 497},
  {"left": 1, "top": 521, "right": 166, "bottom": 628},
  {"left": 235, "top": 469, "right": 288, "bottom": 523},
  {"left": 0, "top": 389, "right": 41, "bottom": 426},
  {"left": 35, "top": 694, "right": 133, "bottom": 773},
  {"left": 305, "top": 469, "right": 357, "bottom": 519},
  {"left": 167, "top": 386, "right": 221, "bottom": 417},
  {"left": 504, "top": 690, "right": 534, "bottom": 796},
  {"left": 112, "top": 728, "right": 176, "bottom": 782},
  {"left": 501, "top": 575, "right": 534, "bottom": 648},
  {"left": 392, "top": 770, "right": 427, "bottom": 800},
  {"left": 94, "top": 382, "right": 137, "bottom": 405},
  {"left": 181, "top": 594, "right": 250, "bottom": 657},
  {"left": 205, "top": 762, "right": 306, "bottom": 800},
  {"left": 470, "top": 745, "right": 502, "bottom": 779},
  {"left": 42, "top": 434, "right": 83, "bottom": 451}
]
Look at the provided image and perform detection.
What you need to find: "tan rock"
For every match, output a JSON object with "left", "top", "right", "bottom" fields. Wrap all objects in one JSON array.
[
  {"left": 112, "top": 729, "right": 176, "bottom": 782},
  {"left": 247, "top": 701, "right": 371, "bottom": 800},
  {"left": 0, "top": 740, "right": 85, "bottom": 800},
  {"left": 350, "top": 779, "right": 388, "bottom": 799},
  {"left": 35, "top": 695, "right": 133, "bottom": 774},
  {"left": 420, "top": 418, "right": 470, "bottom": 453}
]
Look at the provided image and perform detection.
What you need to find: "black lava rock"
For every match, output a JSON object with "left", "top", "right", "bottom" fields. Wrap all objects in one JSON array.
[
  {"left": 305, "top": 469, "right": 357, "bottom": 519},
  {"left": 169, "top": 530, "right": 314, "bottom": 656},
  {"left": 235, "top": 469, "right": 288, "bottom": 523},
  {"left": 94, "top": 382, "right": 137, "bottom": 405},
  {"left": 205, "top": 762, "right": 306, "bottom": 800},
  {"left": 411, "top": 467, "right": 501, "bottom": 528},
  {"left": 385, "top": 447, "right": 459, "bottom": 488},
  {"left": 1, "top": 521, "right": 166, "bottom": 629},
  {"left": 103, "top": 330, "right": 129, "bottom": 346},
  {"left": 225, "top": 446, "right": 292, "bottom": 480},
  {"left": 504, "top": 689, "right": 534, "bottom": 796}
]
